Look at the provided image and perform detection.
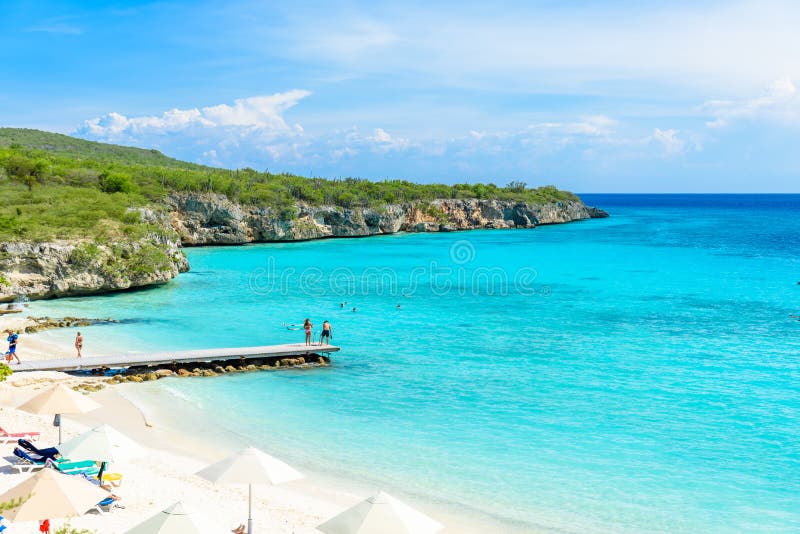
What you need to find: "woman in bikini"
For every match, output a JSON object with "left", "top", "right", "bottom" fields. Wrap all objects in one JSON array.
[
  {"left": 303, "top": 318, "right": 313, "bottom": 346},
  {"left": 75, "top": 331, "right": 83, "bottom": 358}
]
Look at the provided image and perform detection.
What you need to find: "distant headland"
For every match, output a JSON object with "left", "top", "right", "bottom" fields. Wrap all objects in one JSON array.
[{"left": 0, "top": 127, "right": 607, "bottom": 301}]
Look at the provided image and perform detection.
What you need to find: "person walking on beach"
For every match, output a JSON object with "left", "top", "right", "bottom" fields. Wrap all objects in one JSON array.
[
  {"left": 320, "top": 320, "right": 332, "bottom": 345},
  {"left": 75, "top": 331, "right": 83, "bottom": 358},
  {"left": 5, "top": 329, "right": 20, "bottom": 364},
  {"left": 303, "top": 318, "right": 313, "bottom": 346}
]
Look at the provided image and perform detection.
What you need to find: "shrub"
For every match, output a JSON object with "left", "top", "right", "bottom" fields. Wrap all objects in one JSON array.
[
  {"left": 53, "top": 523, "right": 95, "bottom": 534},
  {"left": 99, "top": 171, "right": 136, "bottom": 193},
  {"left": 69, "top": 243, "right": 102, "bottom": 267},
  {"left": 0, "top": 363, "right": 13, "bottom": 382}
]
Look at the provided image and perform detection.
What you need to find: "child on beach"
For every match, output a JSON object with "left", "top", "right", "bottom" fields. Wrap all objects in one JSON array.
[{"left": 5, "top": 329, "right": 20, "bottom": 364}]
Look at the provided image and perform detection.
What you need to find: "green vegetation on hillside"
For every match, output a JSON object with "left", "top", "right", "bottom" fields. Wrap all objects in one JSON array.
[{"left": 0, "top": 128, "right": 580, "bottom": 242}]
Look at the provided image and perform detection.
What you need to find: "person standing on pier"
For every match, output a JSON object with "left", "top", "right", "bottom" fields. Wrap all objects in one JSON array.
[
  {"left": 320, "top": 320, "right": 332, "bottom": 345},
  {"left": 75, "top": 331, "right": 83, "bottom": 358},
  {"left": 304, "top": 318, "right": 313, "bottom": 346}
]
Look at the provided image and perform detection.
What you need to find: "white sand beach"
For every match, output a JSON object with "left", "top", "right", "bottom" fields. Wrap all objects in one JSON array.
[{"left": 0, "top": 315, "right": 507, "bottom": 534}]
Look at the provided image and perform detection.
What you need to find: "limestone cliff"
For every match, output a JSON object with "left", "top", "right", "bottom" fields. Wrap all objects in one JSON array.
[
  {"left": 0, "top": 194, "right": 607, "bottom": 301},
  {"left": 167, "top": 193, "right": 608, "bottom": 245},
  {"left": 0, "top": 235, "right": 188, "bottom": 302}
]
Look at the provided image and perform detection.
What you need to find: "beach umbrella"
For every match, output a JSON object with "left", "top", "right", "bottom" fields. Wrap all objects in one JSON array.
[
  {"left": 16, "top": 384, "right": 101, "bottom": 444},
  {"left": 126, "top": 501, "right": 221, "bottom": 534},
  {"left": 317, "top": 492, "right": 444, "bottom": 534},
  {"left": 57, "top": 424, "right": 144, "bottom": 463},
  {"left": 196, "top": 447, "right": 303, "bottom": 534},
  {"left": 56, "top": 423, "right": 145, "bottom": 481},
  {"left": 0, "top": 468, "right": 108, "bottom": 523}
]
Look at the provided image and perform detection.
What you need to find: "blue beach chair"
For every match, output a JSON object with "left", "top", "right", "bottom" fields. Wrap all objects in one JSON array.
[{"left": 11, "top": 447, "right": 47, "bottom": 473}]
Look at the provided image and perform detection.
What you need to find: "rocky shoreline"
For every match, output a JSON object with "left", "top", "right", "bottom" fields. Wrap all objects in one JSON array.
[
  {"left": 168, "top": 193, "right": 608, "bottom": 245},
  {"left": 109, "top": 353, "right": 330, "bottom": 383},
  {"left": 0, "top": 195, "right": 607, "bottom": 302},
  {"left": 0, "top": 235, "right": 188, "bottom": 302},
  {"left": 23, "top": 316, "right": 120, "bottom": 334}
]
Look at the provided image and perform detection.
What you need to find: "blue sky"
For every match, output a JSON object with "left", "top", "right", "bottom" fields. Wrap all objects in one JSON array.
[{"left": 2, "top": 0, "right": 800, "bottom": 192}]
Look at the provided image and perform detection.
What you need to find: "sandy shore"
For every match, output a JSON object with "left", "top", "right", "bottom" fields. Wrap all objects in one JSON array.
[
  {"left": 0, "top": 314, "right": 523, "bottom": 533},
  {"left": 0, "top": 315, "right": 351, "bottom": 532},
  {"left": 0, "top": 374, "right": 357, "bottom": 533}
]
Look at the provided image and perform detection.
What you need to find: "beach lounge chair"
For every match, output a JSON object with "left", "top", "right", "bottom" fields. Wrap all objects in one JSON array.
[
  {"left": 17, "top": 438, "right": 60, "bottom": 462},
  {"left": 0, "top": 426, "right": 40, "bottom": 444},
  {"left": 11, "top": 447, "right": 47, "bottom": 473},
  {"left": 100, "top": 471, "right": 124, "bottom": 487},
  {"left": 88, "top": 495, "right": 124, "bottom": 514},
  {"left": 51, "top": 459, "right": 100, "bottom": 476}
]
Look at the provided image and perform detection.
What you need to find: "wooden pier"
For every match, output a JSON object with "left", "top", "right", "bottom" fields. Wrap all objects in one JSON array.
[{"left": 13, "top": 343, "right": 340, "bottom": 372}]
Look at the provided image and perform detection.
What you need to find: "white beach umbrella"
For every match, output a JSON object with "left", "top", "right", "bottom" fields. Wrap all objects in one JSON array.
[
  {"left": 57, "top": 424, "right": 145, "bottom": 463},
  {"left": 317, "top": 491, "right": 444, "bottom": 534},
  {"left": 0, "top": 467, "right": 109, "bottom": 522},
  {"left": 125, "top": 501, "right": 222, "bottom": 534},
  {"left": 57, "top": 423, "right": 145, "bottom": 481},
  {"left": 16, "top": 383, "right": 101, "bottom": 444},
  {"left": 196, "top": 447, "right": 303, "bottom": 534}
]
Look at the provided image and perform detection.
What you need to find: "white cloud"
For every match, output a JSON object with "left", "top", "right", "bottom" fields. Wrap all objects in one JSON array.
[
  {"left": 276, "top": 1, "right": 800, "bottom": 95},
  {"left": 704, "top": 78, "right": 800, "bottom": 127},
  {"left": 75, "top": 91, "right": 312, "bottom": 169},
  {"left": 291, "top": 19, "right": 397, "bottom": 63},
  {"left": 201, "top": 91, "right": 311, "bottom": 128},
  {"left": 367, "top": 128, "right": 409, "bottom": 151},
  {"left": 77, "top": 90, "right": 311, "bottom": 142},
  {"left": 651, "top": 128, "right": 686, "bottom": 154},
  {"left": 74, "top": 91, "right": 693, "bottom": 180}
]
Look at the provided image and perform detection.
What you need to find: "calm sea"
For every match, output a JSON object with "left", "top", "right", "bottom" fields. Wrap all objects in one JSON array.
[{"left": 32, "top": 194, "right": 800, "bottom": 532}]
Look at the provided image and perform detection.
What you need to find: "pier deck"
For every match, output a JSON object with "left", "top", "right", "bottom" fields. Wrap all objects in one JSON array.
[{"left": 13, "top": 343, "right": 340, "bottom": 372}]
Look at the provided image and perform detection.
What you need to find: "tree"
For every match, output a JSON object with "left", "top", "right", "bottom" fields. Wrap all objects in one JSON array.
[
  {"left": 507, "top": 180, "right": 527, "bottom": 192},
  {"left": 4, "top": 154, "right": 47, "bottom": 190},
  {"left": 99, "top": 171, "right": 135, "bottom": 193}
]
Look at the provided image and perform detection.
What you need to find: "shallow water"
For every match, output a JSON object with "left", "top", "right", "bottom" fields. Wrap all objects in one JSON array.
[{"left": 33, "top": 194, "right": 800, "bottom": 532}]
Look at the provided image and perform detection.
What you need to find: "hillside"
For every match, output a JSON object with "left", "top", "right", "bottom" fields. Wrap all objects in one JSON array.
[
  {"left": 0, "top": 128, "right": 606, "bottom": 301},
  {"left": 0, "top": 127, "right": 209, "bottom": 169},
  {"left": 0, "top": 128, "right": 581, "bottom": 242}
]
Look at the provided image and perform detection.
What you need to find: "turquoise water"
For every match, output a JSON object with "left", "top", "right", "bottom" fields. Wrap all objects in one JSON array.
[{"left": 33, "top": 195, "right": 800, "bottom": 532}]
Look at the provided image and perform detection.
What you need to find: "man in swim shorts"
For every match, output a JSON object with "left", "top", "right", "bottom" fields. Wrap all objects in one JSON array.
[{"left": 321, "top": 320, "right": 332, "bottom": 345}]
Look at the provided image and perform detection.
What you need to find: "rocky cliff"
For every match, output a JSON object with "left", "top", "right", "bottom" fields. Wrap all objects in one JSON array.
[
  {"left": 0, "top": 194, "right": 606, "bottom": 301},
  {"left": 0, "top": 235, "right": 188, "bottom": 302},
  {"left": 167, "top": 193, "right": 608, "bottom": 245}
]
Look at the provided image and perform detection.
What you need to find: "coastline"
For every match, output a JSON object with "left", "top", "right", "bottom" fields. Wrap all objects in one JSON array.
[{"left": 0, "top": 315, "right": 538, "bottom": 533}]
